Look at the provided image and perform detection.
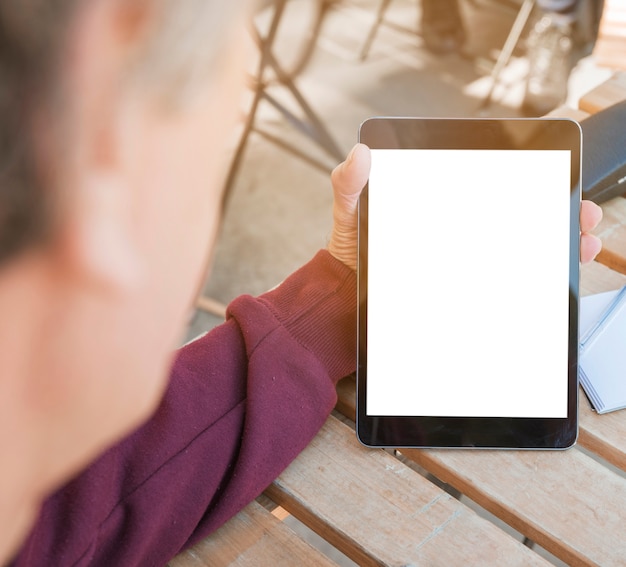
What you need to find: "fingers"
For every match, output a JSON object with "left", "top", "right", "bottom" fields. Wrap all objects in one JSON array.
[
  {"left": 580, "top": 200, "right": 602, "bottom": 234},
  {"left": 581, "top": 233, "right": 602, "bottom": 264},
  {"left": 580, "top": 200, "right": 602, "bottom": 264}
]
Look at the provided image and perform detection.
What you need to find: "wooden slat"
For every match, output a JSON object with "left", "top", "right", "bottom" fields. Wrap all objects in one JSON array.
[
  {"left": 580, "top": 259, "right": 626, "bottom": 296},
  {"left": 267, "top": 415, "right": 551, "bottom": 567},
  {"left": 402, "top": 446, "right": 626, "bottom": 567},
  {"left": 595, "top": 37, "right": 626, "bottom": 72},
  {"left": 593, "top": 0, "right": 626, "bottom": 71},
  {"left": 578, "top": 71, "right": 626, "bottom": 114},
  {"left": 335, "top": 373, "right": 356, "bottom": 420},
  {"left": 196, "top": 295, "right": 228, "bottom": 319},
  {"left": 545, "top": 106, "right": 590, "bottom": 121},
  {"left": 578, "top": 397, "right": 626, "bottom": 471},
  {"left": 593, "top": 196, "right": 626, "bottom": 274},
  {"left": 168, "top": 500, "right": 337, "bottom": 567},
  {"left": 335, "top": 375, "right": 356, "bottom": 421}
]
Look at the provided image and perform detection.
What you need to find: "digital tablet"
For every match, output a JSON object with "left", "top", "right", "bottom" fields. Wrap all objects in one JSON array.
[{"left": 357, "top": 117, "right": 581, "bottom": 449}]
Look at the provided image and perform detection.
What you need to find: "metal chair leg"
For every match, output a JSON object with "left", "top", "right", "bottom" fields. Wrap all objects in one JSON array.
[
  {"left": 222, "top": 0, "right": 342, "bottom": 208},
  {"left": 199, "top": 0, "right": 343, "bottom": 318},
  {"left": 477, "top": 0, "right": 536, "bottom": 112},
  {"left": 360, "top": 0, "right": 395, "bottom": 60}
]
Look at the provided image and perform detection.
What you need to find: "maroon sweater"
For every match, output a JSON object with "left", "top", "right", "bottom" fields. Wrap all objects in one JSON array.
[{"left": 10, "top": 250, "right": 356, "bottom": 566}]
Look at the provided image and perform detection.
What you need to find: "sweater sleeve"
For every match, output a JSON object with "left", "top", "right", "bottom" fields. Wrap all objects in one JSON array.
[{"left": 10, "top": 250, "right": 357, "bottom": 567}]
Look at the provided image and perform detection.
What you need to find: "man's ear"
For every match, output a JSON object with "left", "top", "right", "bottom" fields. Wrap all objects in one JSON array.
[
  {"left": 51, "top": 0, "right": 151, "bottom": 293},
  {"left": 56, "top": 170, "right": 144, "bottom": 294}
]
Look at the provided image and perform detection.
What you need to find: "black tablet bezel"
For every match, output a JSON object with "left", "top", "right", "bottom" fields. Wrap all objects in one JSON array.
[{"left": 356, "top": 117, "right": 581, "bottom": 449}]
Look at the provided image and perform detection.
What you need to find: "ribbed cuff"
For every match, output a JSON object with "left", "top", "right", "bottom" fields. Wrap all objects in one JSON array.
[{"left": 258, "top": 250, "right": 357, "bottom": 383}]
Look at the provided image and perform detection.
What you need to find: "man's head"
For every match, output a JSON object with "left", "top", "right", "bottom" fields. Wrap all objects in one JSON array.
[{"left": 0, "top": 0, "right": 252, "bottom": 558}]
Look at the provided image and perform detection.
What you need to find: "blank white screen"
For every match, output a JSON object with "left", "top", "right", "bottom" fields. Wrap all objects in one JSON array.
[{"left": 366, "top": 149, "right": 571, "bottom": 418}]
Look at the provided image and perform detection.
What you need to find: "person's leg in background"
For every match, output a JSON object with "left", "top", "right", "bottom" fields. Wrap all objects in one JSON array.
[
  {"left": 523, "top": 0, "right": 606, "bottom": 116},
  {"left": 522, "top": 0, "right": 581, "bottom": 115},
  {"left": 419, "top": 0, "right": 602, "bottom": 115},
  {"left": 421, "top": 0, "right": 465, "bottom": 54}
]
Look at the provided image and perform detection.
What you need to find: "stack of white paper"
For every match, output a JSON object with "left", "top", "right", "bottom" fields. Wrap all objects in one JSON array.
[{"left": 579, "top": 286, "right": 626, "bottom": 414}]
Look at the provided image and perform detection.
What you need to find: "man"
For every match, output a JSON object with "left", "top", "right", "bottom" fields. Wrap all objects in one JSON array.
[{"left": 0, "top": 0, "right": 602, "bottom": 565}]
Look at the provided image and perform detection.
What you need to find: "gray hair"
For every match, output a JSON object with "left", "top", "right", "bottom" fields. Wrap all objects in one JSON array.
[{"left": 0, "top": 0, "right": 251, "bottom": 264}]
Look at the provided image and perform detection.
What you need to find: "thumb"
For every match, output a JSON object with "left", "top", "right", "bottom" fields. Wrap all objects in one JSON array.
[
  {"left": 331, "top": 143, "right": 371, "bottom": 212},
  {"left": 328, "top": 144, "right": 371, "bottom": 271}
]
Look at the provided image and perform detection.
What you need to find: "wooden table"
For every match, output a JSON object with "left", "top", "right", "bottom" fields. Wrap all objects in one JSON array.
[{"left": 171, "top": 73, "right": 626, "bottom": 567}]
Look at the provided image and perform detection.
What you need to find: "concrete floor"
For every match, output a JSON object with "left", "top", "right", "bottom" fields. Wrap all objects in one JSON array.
[{"left": 183, "top": 0, "right": 613, "bottom": 564}]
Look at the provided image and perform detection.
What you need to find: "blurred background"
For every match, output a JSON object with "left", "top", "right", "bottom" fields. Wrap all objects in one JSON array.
[{"left": 187, "top": 0, "right": 613, "bottom": 340}]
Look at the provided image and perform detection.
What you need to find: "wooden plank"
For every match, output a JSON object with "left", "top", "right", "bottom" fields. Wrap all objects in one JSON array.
[
  {"left": 196, "top": 295, "right": 228, "bottom": 319},
  {"left": 593, "top": 196, "right": 626, "bottom": 274},
  {"left": 267, "top": 415, "right": 551, "bottom": 567},
  {"left": 579, "top": 397, "right": 626, "bottom": 471},
  {"left": 594, "top": 37, "right": 626, "bottom": 72},
  {"left": 545, "top": 106, "right": 590, "bottom": 121},
  {"left": 578, "top": 71, "right": 626, "bottom": 114},
  {"left": 593, "top": 0, "right": 626, "bottom": 71},
  {"left": 580, "top": 259, "right": 626, "bottom": 296},
  {"left": 336, "top": 375, "right": 356, "bottom": 420},
  {"left": 168, "top": 500, "right": 336, "bottom": 567},
  {"left": 402, "top": 446, "right": 626, "bottom": 567},
  {"left": 335, "top": 373, "right": 356, "bottom": 420}
]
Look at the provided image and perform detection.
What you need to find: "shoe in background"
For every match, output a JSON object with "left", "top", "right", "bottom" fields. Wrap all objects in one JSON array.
[{"left": 522, "top": 13, "right": 576, "bottom": 116}]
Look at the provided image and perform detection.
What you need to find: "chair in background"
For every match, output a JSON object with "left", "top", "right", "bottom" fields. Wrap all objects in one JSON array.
[
  {"left": 221, "top": 0, "right": 343, "bottom": 208},
  {"left": 197, "top": 0, "right": 343, "bottom": 319}
]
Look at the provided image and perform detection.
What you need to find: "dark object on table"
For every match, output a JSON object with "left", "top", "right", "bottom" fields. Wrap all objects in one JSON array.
[{"left": 581, "top": 99, "right": 626, "bottom": 203}]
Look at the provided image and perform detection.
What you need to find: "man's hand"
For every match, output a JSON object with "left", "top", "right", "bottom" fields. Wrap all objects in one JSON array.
[
  {"left": 328, "top": 144, "right": 603, "bottom": 269},
  {"left": 328, "top": 144, "right": 371, "bottom": 271},
  {"left": 581, "top": 200, "right": 602, "bottom": 264}
]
